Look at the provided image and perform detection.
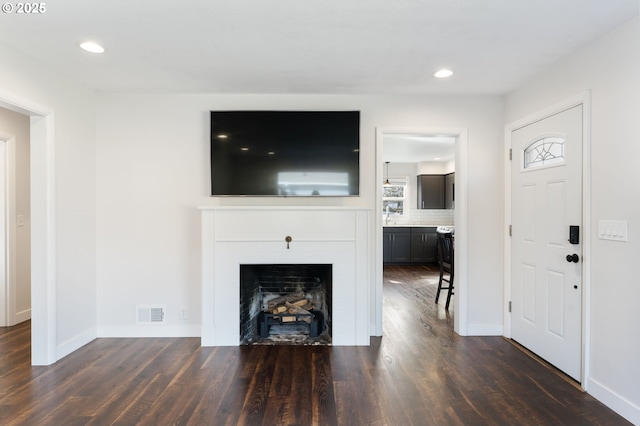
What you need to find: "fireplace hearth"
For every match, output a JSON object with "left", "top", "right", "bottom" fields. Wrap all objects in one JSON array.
[{"left": 240, "top": 264, "right": 332, "bottom": 345}]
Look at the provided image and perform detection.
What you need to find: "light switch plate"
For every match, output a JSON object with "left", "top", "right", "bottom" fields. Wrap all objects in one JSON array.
[{"left": 598, "top": 220, "right": 628, "bottom": 241}]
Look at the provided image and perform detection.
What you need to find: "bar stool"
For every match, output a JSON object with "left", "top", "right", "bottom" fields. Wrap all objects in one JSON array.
[{"left": 435, "top": 230, "right": 454, "bottom": 310}]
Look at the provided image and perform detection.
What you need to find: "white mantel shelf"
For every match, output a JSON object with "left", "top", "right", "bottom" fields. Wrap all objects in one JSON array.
[
  {"left": 198, "top": 206, "right": 371, "bottom": 211},
  {"left": 200, "top": 206, "right": 372, "bottom": 346}
]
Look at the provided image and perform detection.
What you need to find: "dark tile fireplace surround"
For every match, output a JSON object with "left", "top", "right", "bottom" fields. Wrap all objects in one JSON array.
[{"left": 240, "top": 264, "right": 332, "bottom": 345}]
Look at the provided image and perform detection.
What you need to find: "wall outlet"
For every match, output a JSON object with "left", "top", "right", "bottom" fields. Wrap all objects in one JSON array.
[{"left": 178, "top": 307, "right": 188, "bottom": 320}]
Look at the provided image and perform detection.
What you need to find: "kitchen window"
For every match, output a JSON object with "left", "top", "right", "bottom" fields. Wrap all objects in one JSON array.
[{"left": 383, "top": 177, "right": 408, "bottom": 217}]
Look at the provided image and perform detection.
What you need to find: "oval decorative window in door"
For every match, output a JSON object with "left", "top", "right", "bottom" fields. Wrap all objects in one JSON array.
[{"left": 523, "top": 136, "right": 565, "bottom": 169}]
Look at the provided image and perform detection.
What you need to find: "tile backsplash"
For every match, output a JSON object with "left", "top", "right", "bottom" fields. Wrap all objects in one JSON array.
[{"left": 385, "top": 209, "right": 454, "bottom": 226}]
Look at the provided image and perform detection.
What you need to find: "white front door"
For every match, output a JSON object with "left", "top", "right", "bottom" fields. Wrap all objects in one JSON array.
[{"left": 511, "top": 105, "right": 583, "bottom": 381}]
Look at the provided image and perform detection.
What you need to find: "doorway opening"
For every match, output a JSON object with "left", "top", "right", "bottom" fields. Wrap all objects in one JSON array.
[
  {"left": 0, "top": 94, "right": 56, "bottom": 366},
  {"left": 0, "top": 107, "right": 31, "bottom": 329},
  {"left": 375, "top": 127, "right": 468, "bottom": 337}
]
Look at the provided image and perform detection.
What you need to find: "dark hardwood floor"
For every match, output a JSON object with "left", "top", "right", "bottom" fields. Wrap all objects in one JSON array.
[{"left": 0, "top": 265, "right": 629, "bottom": 425}]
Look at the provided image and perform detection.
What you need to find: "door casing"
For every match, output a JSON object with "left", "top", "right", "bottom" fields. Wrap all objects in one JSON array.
[{"left": 503, "top": 92, "right": 592, "bottom": 388}]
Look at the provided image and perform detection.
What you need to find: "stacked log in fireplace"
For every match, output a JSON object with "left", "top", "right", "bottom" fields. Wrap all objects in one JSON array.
[
  {"left": 240, "top": 264, "right": 332, "bottom": 345},
  {"left": 257, "top": 290, "right": 325, "bottom": 338}
]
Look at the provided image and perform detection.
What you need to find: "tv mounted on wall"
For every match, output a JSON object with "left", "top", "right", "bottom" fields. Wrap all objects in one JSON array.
[{"left": 210, "top": 110, "right": 360, "bottom": 196}]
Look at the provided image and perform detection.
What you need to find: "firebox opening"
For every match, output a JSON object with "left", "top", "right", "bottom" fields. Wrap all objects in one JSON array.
[{"left": 240, "top": 264, "right": 332, "bottom": 345}]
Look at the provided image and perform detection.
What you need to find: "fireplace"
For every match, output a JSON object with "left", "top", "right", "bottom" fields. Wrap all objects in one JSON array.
[
  {"left": 200, "top": 206, "right": 371, "bottom": 346},
  {"left": 240, "top": 264, "right": 332, "bottom": 345}
]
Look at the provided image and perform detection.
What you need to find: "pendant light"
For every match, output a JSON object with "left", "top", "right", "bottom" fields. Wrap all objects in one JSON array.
[{"left": 384, "top": 162, "right": 390, "bottom": 186}]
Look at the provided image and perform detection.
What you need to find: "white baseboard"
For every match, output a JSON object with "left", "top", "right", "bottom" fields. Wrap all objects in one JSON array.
[
  {"left": 587, "top": 377, "right": 640, "bottom": 425},
  {"left": 56, "top": 327, "right": 97, "bottom": 361},
  {"left": 466, "top": 323, "right": 503, "bottom": 336},
  {"left": 15, "top": 308, "right": 31, "bottom": 323},
  {"left": 97, "top": 324, "right": 201, "bottom": 338}
]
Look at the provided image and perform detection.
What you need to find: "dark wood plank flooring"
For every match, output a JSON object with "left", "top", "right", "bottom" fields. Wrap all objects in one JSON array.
[{"left": 0, "top": 265, "right": 629, "bottom": 425}]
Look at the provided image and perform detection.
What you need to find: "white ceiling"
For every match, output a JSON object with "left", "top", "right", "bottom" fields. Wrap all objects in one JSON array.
[
  {"left": 0, "top": 1, "right": 637, "bottom": 96},
  {"left": 383, "top": 134, "right": 455, "bottom": 163}
]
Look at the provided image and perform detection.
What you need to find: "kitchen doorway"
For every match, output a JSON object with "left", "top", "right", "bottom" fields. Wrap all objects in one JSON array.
[{"left": 375, "top": 127, "right": 468, "bottom": 336}]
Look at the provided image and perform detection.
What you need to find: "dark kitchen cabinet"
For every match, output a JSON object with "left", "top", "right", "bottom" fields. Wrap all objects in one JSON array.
[
  {"left": 445, "top": 173, "right": 455, "bottom": 209},
  {"left": 384, "top": 227, "right": 437, "bottom": 264},
  {"left": 417, "top": 175, "right": 445, "bottom": 209},
  {"left": 383, "top": 227, "right": 411, "bottom": 263},
  {"left": 410, "top": 227, "right": 438, "bottom": 263},
  {"left": 383, "top": 229, "right": 392, "bottom": 263}
]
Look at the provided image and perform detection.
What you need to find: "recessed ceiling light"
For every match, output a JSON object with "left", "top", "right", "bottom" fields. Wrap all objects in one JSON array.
[
  {"left": 434, "top": 69, "right": 453, "bottom": 78},
  {"left": 80, "top": 41, "right": 105, "bottom": 53},
  {"left": 217, "top": 134, "right": 228, "bottom": 139},
  {"left": 240, "top": 147, "right": 249, "bottom": 151}
]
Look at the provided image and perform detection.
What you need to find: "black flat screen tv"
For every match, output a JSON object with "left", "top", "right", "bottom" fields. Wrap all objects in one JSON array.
[{"left": 210, "top": 110, "right": 360, "bottom": 196}]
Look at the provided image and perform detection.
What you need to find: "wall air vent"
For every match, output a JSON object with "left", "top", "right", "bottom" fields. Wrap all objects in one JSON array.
[{"left": 136, "top": 305, "right": 166, "bottom": 324}]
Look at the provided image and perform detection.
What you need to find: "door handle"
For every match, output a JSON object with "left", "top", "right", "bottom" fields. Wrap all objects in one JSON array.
[{"left": 566, "top": 254, "right": 579, "bottom": 263}]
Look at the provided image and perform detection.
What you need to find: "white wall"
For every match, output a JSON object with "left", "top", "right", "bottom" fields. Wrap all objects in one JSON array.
[
  {"left": 0, "top": 43, "right": 97, "bottom": 361},
  {"left": 95, "top": 94, "right": 504, "bottom": 336},
  {"left": 0, "top": 106, "right": 31, "bottom": 323},
  {"left": 505, "top": 17, "right": 640, "bottom": 424},
  {"left": 417, "top": 161, "right": 453, "bottom": 175}
]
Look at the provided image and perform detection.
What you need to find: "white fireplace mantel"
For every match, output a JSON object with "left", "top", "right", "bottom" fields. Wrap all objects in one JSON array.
[{"left": 199, "top": 206, "right": 372, "bottom": 346}]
